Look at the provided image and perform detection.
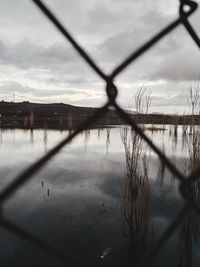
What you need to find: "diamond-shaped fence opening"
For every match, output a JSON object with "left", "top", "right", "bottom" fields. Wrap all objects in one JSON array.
[{"left": 1, "top": 0, "right": 200, "bottom": 266}]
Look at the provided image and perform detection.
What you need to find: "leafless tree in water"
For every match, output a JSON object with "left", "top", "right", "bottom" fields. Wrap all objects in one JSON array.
[
  {"left": 187, "top": 81, "right": 200, "bottom": 116},
  {"left": 135, "top": 86, "right": 151, "bottom": 114},
  {"left": 134, "top": 86, "right": 151, "bottom": 125},
  {"left": 120, "top": 87, "right": 151, "bottom": 258},
  {"left": 178, "top": 81, "right": 200, "bottom": 267},
  {"left": 178, "top": 131, "right": 200, "bottom": 267},
  {"left": 187, "top": 81, "right": 200, "bottom": 134}
]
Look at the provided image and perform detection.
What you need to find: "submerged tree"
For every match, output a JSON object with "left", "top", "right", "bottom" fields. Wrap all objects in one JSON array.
[
  {"left": 187, "top": 81, "right": 200, "bottom": 117},
  {"left": 178, "top": 81, "right": 200, "bottom": 267},
  {"left": 187, "top": 81, "right": 200, "bottom": 134},
  {"left": 178, "top": 132, "right": 200, "bottom": 267},
  {"left": 120, "top": 87, "right": 151, "bottom": 265}
]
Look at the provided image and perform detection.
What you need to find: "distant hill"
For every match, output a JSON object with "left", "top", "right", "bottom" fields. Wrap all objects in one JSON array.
[
  {"left": 0, "top": 101, "right": 97, "bottom": 117},
  {"left": 0, "top": 101, "right": 199, "bottom": 129},
  {"left": 0, "top": 101, "right": 121, "bottom": 128}
]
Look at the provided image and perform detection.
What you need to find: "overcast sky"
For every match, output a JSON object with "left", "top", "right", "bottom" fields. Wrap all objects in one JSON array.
[{"left": 0, "top": 0, "right": 200, "bottom": 113}]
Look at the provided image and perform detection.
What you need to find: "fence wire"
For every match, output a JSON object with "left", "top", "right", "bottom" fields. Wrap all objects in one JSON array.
[{"left": 1, "top": 0, "right": 200, "bottom": 266}]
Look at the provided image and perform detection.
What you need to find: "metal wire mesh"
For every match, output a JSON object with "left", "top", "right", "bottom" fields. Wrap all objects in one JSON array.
[{"left": 1, "top": 0, "right": 200, "bottom": 266}]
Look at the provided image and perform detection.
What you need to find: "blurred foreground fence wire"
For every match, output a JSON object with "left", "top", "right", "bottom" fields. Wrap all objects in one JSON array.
[{"left": 1, "top": 0, "right": 200, "bottom": 266}]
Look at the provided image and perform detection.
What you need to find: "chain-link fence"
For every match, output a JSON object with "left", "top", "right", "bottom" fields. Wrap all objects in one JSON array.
[{"left": 1, "top": 0, "right": 200, "bottom": 266}]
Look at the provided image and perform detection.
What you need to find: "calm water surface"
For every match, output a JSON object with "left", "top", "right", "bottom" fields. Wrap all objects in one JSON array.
[{"left": 0, "top": 126, "right": 199, "bottom": 267}]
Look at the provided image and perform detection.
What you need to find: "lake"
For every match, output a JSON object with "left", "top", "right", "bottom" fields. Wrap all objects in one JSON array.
[{"left": 0, "top": 125, "right": 199, "bottom": 267}]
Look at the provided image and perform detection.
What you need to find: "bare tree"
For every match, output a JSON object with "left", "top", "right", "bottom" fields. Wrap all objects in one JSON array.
[
  {"left": 133, "top": 86, "right": 151, "bottom": 124},
  {"left": 187, "top": 81, "right": 200, "bottom": 116},
  {"left": 186, "top": 81, "right": 200, "bottom": 135},
  {"left": 120, "top": 86, "right": 152, "bottom": 248},
  {"left": 178, "top": 83, "right": 200, "bottom": 267}
]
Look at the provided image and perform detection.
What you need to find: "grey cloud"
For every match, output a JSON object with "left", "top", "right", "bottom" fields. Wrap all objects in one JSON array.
[
  {"left": 97, "top": 7, "right": 177, "bottom": 56},
  {"left": 0, "top": 40, "right": 79, "bottom": 70},
  {"left": 94, "top": 4, "right": 200, "bottom": 83},
  {"left": 88, "top": 3, "right": 118, "bottom": 27},
  {"left": 152, "top": 94, "right": 188, "bottom": 107},
  {"left": 99, "top": 31, "right": 136, "bottom": 58},
  {"left": 151, "top": 48, "right": 200, "bottom": 81},
  {"left": 97, "top": 26, "right": 191, "bottom": 79},
  {"left": 95, "top": 31, "right": 181, "bottom": 78},
  {"left": 86, "top": 2, "right": 134, "bottom": 34},
  {"left": 87, "top": 0, "right": 177, "bottom": 32}
]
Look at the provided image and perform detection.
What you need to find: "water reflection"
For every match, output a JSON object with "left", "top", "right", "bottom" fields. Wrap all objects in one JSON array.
[
  {"left": 156, "top": 144, "right": 166, "bottom": 186},
  {"left": 182, "top": 125, "right": 188, "bottom": 150},
  {"left": 30, "top": 129, "right": 34, "bottom": 144},
  {"left": 0, "top": 129, "right": 2, "bottom": 145},
  {"left": 1, "top": 126, "right": 200, "bottom": 266},
  {"left": 120, "top": 126, "right": 150, "bottom": 265},
  {"left": 84, "top": 130, "right": 90, "bottom": 152},
  {"left": 168, "top": 125, "right": 178, "bottom": 148},
  {"left": 97, "top": 128, "right": 101, "bottom": 140},
  {"left": 106, "top": 128, "right": 110, "bottom": 155},
  {"left": 43, "top": 128, "right": 48, "bottom": 153}
]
